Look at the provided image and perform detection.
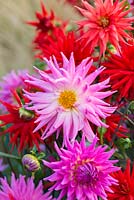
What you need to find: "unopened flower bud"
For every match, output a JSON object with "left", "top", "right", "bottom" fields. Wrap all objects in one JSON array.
[
  {"left": 22, "top": 154, "right": 40, "bottom": 172},
  {"left": 19, "top": 107, "right": 34, "bottom": 120}
]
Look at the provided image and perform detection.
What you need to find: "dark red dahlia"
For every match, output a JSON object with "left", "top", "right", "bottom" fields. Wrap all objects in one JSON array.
[
  {"left": 0, "top": 91, "right": 42, "bottom": 152},
  {"left": 107, "top": 160, "right": 134, "bottom": 200},
  {"left": 103, "top": 41, "right": 134, "bottom": 100}
]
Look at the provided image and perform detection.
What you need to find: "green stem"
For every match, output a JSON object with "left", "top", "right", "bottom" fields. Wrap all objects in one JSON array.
[
  {"left": 111, "top": 101, "right": 129, "bottom": 146},
  {"left": 0, "top": 152, "right": 20, "bottom": 160},
  {"left": 100, "top": 134, "right": 104, "bottom": 145},
  {"left": 117, "top": 110, "right": 134, "bottom": 126},
  {"left": 2, "top": 137, "right": 19, "bottom": 176}
]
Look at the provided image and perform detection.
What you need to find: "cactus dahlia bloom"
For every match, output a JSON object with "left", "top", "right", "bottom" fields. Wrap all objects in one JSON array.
[
  {"left": 0, "top": 91, "right": 42, "bottom": 152},
  {"left": 43, "top": 138, "right": 119, "bottom": 200},
  {"left": 35, "top": 29, "right": 93, "bottom": 65},
  {"left": 103, "top": 41, "right": 134, "bottom": 100},
  {"left": 107, "top": 160, "right": 134, "bottom": 199},
  {"left": 27, "top": 1, "right": 55, "bottom": 33},
  {"left": 0, "top": 174, "right": 52, "bottom": 200},
  {"left": 25, "top": 53, "right": 116, "bottom": 146},
  {"left": 76, "top": 0, "right": 134, "bottom": 55}
]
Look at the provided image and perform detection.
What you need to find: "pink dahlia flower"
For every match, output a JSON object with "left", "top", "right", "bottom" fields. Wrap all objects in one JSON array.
[
  {"left": 25, "top": 53, "right": 116, "bottom": 145},
  {"left": 77, "top": 0, "right": 134, "bottom": 55},
  {"left": 0, "top": 174, "right": 52, "bottom": 200},
  {"left": 0, "top": 70, "right": 27, "bottom": 112},
  {"left": 43, "top": 137, "right": 119, "bottom": 200}
]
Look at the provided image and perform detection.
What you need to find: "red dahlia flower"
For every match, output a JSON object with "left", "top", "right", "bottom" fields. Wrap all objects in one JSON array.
[
  {"left": 108, "top": 160, "right": 134, "bottom": 199},
  {"left": 27, "top": 2, "right": 67, "bottom": 56},
  {"left": 77, "top": 0, "right": 134, "bottom": 55},
  {"left": 36, "top": 29, "right": 94, "bottom": 65},
  {"left": 0, "top": 91, "right": 42, "bottom": 152},
  {"left": 33, "top": 31, "right": 51, "bottom": 51},
  {"left": 103, "top": 41, "right": 134, "bottom": 100},
  {"left": 27, "top": 1, "right": 55, "bottom": 33}
]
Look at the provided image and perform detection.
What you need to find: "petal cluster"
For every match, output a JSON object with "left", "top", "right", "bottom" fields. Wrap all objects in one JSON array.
[
  {"left": 77, "top": 0, "right": 134, "bottom": 55},
  {"left": 35, "top": 29, "right": 93, "bottom": 65},
  {"left": 107, "top": 160, "right": 134, "bottom": 199},
  {"left": 0, "top": 91, "right": 42, "bottom": 152},
  {"left": 103, "top": 41, "right": 134, "bottom": 100},
  {"left": 43, "top": 138, "right": 119, "bottom": 200},
  {"left": 0, "top": 174, "right": 52, "bottom": 200},
  {"left": 25, "top": 53, "right": 116, "bottom": 145},
  {"left": 27, "top": 1, "right": 55, "bottom": 33},
  {"left": 27, "top": 2, "right": 65, "bottom": 53}
]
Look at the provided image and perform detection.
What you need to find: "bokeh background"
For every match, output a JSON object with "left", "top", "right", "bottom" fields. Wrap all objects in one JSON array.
[{"left": 0, "top": 0, "right": 81, "bottom": 76}]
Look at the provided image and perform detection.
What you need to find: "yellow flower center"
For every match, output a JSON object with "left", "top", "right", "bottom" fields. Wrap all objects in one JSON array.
[
  {"left": 58, "top": 90, "right": 77, "bottom": 109},
  {"left": 99, "top": 16, "right": 109, "bottom": 28}
]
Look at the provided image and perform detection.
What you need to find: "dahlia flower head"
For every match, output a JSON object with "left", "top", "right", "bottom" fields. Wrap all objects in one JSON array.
[
  {"left": 103, "top": 41, "right": 134, "bottom": 100},
  {"left": 0, "top": 174, "right": 52, "bottom": 200},
  {"left": 35, "top": 28, "right": 93, "bottom": 65},
  {"left": 0, "top": 91, "right": 42, "bottom": 152},
  {"left": 107, "top": 160, "right": 134, "bottom": 199},
  {"left": 77, "top": 0, "right": 134, "bottom": 55},
  {"left": 25, "top": 53, "right": 116, "bottom": 146},
  {"left": 43, "top": 137, "right": 119, "bottom": 200},
  {"left": 27, "top": 1, "right": 55, "bottom": 33},
  {"left": 28, "top": 2, "right": 66, "bottom": 50},
  {"left": 0, "top": 70, "right": 27, "bottom": 112}
]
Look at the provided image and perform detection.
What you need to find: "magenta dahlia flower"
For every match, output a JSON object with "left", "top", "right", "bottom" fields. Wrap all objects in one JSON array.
[
  {"left": 25, "top": 53, "right": 116, "bottom": 145},
  {"left": 0, "top": 174, "right": 52, "bottom": 200},
  {"left": 43, "top": 137, "right": 119, "bottom": 200},
  {"left": 77, "top": 0, "right": 134, "bottom": 55},
  {"left": 0, "top": 70, "right": 27, "bottom": 112}
]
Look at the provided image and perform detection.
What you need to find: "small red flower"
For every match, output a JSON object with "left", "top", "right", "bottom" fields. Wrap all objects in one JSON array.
[
  {"left": 107, "top": 160, "right": 134, "bottom": 200},
  {"left": 0, "top": 91, "right": 42, "bottom": 152},
  {"left": 103, "top": 41, "right": 134, "bottom": 100},
  {"left": 27, "top": 1, "right": 55, "bottom": 33},
  {"left": 27, "top": 2, "right": 67, "bottom": 56}
]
